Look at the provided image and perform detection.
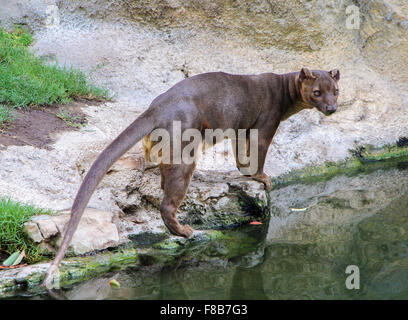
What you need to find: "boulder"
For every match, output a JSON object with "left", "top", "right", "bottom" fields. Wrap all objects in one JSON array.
[{"left": 24, "top": 208, "right": 120, "bottom": 255}]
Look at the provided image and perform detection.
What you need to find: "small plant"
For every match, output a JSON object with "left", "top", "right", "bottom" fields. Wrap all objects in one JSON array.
[
  {"left": 0, "top": 197, "right": 52, "bottom": 263},
  {"left": 57, "top": 110, "right": 86, "bottom": 128},
  {"left": 1, "top": 27, "right": 33, "bottom": 47},
  {"left": 0, "top": 104, "right": 14, "bottom": 127}
]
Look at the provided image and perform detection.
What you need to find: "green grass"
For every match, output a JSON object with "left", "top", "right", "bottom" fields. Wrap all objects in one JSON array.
[
  {"left": 0, "top": 197, "right": 51, "bottom": 263},
  {"left": 0, "top": 27, "right": 109, "bottom": 108},
  {"left": 57, "top": 110, "right": 86, "bottom": 128},
  {"left": 0, "top": 104, "right": 14, "bottom": 127}
]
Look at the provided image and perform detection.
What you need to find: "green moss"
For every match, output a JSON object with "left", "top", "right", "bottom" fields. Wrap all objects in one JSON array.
[
  {"left": 24, "top": 249, "right": 138, "bottom": 289},
  {"left": 358, "top": 144, "right": 408, "bottom": 161},
  {"left": 153, "top": 240, "right": 181, "bottom": 251},
  {"left": 225, "top": 237, "right": 258, "bottom": 257},
  {"left": 272, "top": 142, "right": 408, "bottom": 189},
  {"left": 129, "top": 232, "right": 168, "bottom": 247},
  {"left": 214, "top": 212, "right": 253, "bottom": 227},
  {"left": 199, "top": 230, "right": 224, "bottom": 241},
  {"left": 136, "top": 229, "right": 258, "bottom": 272},
  {"left": 1, "top": 229, "right": 261, "bottom": 295}
]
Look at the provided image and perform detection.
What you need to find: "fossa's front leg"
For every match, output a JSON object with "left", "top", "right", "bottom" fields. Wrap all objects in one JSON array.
[
  {"left": 250, "top": 135, "right": 272, "bottom": 191},
  {"left": 233, "top": 133, "right": 273, "bottom": 191}
]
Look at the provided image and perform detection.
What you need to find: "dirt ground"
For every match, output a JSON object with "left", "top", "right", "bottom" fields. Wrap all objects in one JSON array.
[{"left": 0, "top": 99, "right": 99, "bottom": 149}]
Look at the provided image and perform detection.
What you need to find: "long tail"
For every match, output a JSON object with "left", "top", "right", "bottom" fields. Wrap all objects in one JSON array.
[{"left": 42, "top": 112, "right": 154, "bottom": 287}]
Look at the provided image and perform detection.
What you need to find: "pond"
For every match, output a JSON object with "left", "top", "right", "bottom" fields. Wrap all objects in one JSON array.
[{"left": 9, "top": 166, "right": 408, "bottom": 299}]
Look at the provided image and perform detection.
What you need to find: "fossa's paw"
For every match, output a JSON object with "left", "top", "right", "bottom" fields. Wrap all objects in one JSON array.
[
  {"left": 167, "top": 222, "right": 194, "bottom": 238},
  {"left": 180, "top": 225, "right": 194, "bottom": 238},
  {"left": 251, "top": 173, "right": 272, "bottom": 191}
]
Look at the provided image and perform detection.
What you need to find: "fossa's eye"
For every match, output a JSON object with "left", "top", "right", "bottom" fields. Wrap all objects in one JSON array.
[{"left": 313, "top": 90, "right": 321, "bottom": 97}]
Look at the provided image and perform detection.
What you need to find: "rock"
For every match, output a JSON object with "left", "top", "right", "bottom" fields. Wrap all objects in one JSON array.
[
  {"left": 0, "top": 0, "right": 52, "bottom": 32},
  {"left": 15, "top": 264, "right": 48, "bottom": 284},
  {"left": 0, "top": 248, "right": 139, "bottom": 297},
  {"left": 109, "top": 153, "right": 145, "bottom": 172},
  {"left": 31, "top": 215, "right": 59, "bottom": 238},
  {"left": 77, "top": 151, "right": 269, "bottom": 232},
  {"left": 24, "top": 208, "right": 120, "bottom": 255},
  {"left": 0, "top": 230, "right": 226, "bottom": 297},
  {"left": 359, "top": 0, "right": 408, "bottom": 86},
  {"left": 23, "top": 222, "right": 43, "bottom": 243}
]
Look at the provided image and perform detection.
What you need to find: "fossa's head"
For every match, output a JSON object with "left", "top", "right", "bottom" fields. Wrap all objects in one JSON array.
[{"left": 298, "top": 68, "right": 340, "bottom": 116}]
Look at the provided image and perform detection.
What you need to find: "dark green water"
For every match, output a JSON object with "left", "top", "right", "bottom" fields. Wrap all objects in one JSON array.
[{"left": 13, "top": 167, "right": 408, "bottom": 299}]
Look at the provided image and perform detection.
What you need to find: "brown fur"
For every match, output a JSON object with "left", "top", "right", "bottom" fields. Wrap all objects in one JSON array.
[{"left": 42, "top": 67, "right": 340, "bottom": 286}]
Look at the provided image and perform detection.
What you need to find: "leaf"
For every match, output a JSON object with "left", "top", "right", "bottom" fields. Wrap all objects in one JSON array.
[
  {"left": 12, "top": 250, "right": 25, "bottom": 266},
  {"left": 0, "top": 264, "right": 27, "bottom": 270},
  {"left": 2, "top": 251, "right": 20, "bottom": 266},
  {"left": 131, "top": 218, "right": 145, "bottom": 224},
  {"left": 109, "top": 279, "right": 121, "bottom": 288}
]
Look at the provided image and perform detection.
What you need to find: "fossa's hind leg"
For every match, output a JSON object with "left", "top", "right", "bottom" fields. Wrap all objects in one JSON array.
[
  {"left": 160, "top": 162, "right": 196, "bottom": 237},
  {"left": 142, "top": 134, "right": 160, "bottom": 169}
]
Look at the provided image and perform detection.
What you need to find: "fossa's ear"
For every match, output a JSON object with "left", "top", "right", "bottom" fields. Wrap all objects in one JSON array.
[
  {"left": 329, "top": 69, "right": 340, "bottom": 81},
  {"left": 299, "top": 67, "right": 316, "bottom": 82}
]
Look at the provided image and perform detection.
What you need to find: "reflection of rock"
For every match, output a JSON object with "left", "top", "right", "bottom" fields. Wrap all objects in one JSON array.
[
  {"left": 368, "top": 260, "right": 408, "bottom": 299},
  {"left": 65, "top": 276, "right": 118, "bottom": 300},
  {"left": 7, "top": 169, "right": 408, "bottom": 299},
  {"left": 230, "top": 266, "right": 269, "bottom": 300},
  {"left": 260, "top": 243, "right": 348, "bottom": 299},
  {"left": 24, "top": 208, "right": 120, "bottom": 255},
  {"left": 267, "top": 169, "right": 408, "bottom": 243},
  {"left": 259, "top": 168, "right": 408, "bottom": 299}
]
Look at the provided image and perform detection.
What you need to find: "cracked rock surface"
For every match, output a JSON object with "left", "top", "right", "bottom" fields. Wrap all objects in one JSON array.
[{"left": 24, "top": 208, "right": 120, "bottom": 255}]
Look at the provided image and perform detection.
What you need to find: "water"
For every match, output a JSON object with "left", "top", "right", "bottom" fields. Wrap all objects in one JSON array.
[{"left": 12, "top": 167, "right": 408, "bottom": 299}]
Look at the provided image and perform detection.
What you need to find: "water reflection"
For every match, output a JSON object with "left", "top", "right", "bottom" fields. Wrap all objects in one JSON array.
[{"left": 22, "top": 168, "right": 408, "bottom": 299}]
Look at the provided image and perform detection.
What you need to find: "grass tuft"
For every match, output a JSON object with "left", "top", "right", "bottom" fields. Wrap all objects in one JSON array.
[
  {"left": 0, "top": 104, "right": 14, "bottom": 127},
  {"left": 57, "top": 110, "right": 86, "bottom": 128},
  {"left": 0, "top": 27, "right": 109, "bottom": 108},
  {"left": 0, "top": 198, "right": 51, "bottom": 263}
]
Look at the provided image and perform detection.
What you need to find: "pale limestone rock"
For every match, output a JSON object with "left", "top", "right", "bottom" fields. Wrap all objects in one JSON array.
[
  {"left": 23, "top": 222, "right": 43, "bottom": 243},
  {"left": 31, "top": 216, "right": 59, "bottom": 239},
  {"left": 24, "top": 208, "right": 120, "bottom": 255}
]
